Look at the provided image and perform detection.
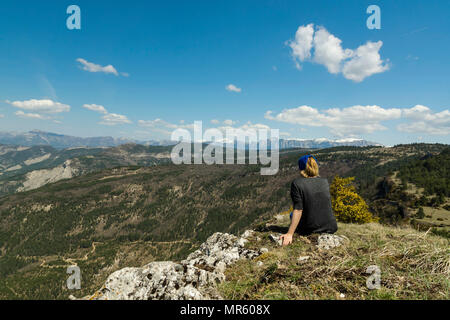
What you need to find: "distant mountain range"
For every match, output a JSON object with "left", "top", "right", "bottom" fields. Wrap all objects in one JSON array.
[
  {"left": 0, "top": 130, "right": 383, "bottom": 149},
  {"left": 0, "top": 130, "right": 172, "bottom": 149},
  {"left": 0, "top": 130, "right": 130, "bottom": 148},
  {"left": 278, "top": 138, "right": 382, "bottom": 149}
]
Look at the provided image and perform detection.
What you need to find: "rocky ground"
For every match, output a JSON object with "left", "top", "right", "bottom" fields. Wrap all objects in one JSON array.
[
  {"left": 80, "top": 214, "right": 348, "bottom": 300},
  {"left": 77, "top": 211, "right": 449, "bottom": 300}
]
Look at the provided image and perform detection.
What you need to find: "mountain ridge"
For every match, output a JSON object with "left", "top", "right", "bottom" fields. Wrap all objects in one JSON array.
[{"left": 0, "top": 130, "right": 382, "bottom": 149}]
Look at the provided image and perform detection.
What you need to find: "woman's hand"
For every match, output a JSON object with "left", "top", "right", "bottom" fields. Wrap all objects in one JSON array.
[
  {"left": 280, "top": 233, "right": 293, "bottom": 246},
  {"left": 284, "top": 210, "right": 302, "bottom": 246}
]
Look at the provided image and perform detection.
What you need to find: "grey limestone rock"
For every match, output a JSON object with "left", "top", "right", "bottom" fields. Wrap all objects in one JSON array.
[
  {"left": 317, "top": 234, "right": 346, "bottom": 250},
  {"left": 89, "top": 232, "right": 261, "bottom": 300}
]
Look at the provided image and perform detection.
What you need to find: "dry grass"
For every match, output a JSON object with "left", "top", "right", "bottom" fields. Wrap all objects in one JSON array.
[
  {"left": 219, "top": 223, "right": 449, "bottom": 300},
  {"left": 419, "top": 207, "right": 450, "bottom": 227}
]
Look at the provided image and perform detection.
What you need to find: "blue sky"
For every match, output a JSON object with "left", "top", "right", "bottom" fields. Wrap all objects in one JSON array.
[{"left": 0, "top": 0, "right": 449, "bottom": 145}]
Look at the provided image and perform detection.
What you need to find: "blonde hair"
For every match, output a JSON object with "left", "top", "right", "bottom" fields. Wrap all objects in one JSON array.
[{"left": 300, "top": 157, "right": 319, "bottom": 178}]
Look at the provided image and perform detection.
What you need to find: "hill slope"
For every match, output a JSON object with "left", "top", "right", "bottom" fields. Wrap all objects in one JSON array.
[
  {"left": 0, "top": 143, "right": 172, "bottom": 197},
  {"left": 220, "top": 218, "right": 449, "bottom": 300},
  {"left": 0, "top": 144, "right": 448, "bottom": 299},
  {"left": 84, "top": 215, "right": 449, "bottom": 300}
]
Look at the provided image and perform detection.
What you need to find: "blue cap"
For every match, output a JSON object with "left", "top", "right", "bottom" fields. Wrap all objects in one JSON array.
[{"left": 298, "top": 155, "right": 317, "bottom": 171}]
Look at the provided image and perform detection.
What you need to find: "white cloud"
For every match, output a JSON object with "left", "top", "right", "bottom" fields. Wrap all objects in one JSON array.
[
  {"left": 82, "top": 104, "right": 108, "bottom": 114},
  {"left": 265, "top": 104, "right": 402, "bottom": 136},
  {"left": 137, "top": 118, "right": 273, "bottom": 141},
  {"left": 342, "top": 41, "right": 389, "bottom": 82},
  {"left": 266, "top": 104, "right": 450, "bottom": 136},
  {"left": 214, "top": 121, "right": 272, "bottom": 137},
  {"left": 138, "top": 118, "right": 179, "bottom": 129},
  {"left": 0, "top": 114, "right": 4, "bottom": 119},
  {"left": 15, "top": 110, "right": 49, "bottom": 120},
  {"left": 7, "top": 98, "right": 70, "bottom": 121},
  {"left": 265, "top": 106, "right": 320, "bottom": 125},
  {"left": 223, "top": 119, "right": 237, "bottom": 126},
  {"left": 397, "top": 105, "right": 450, "bottom": 135},
  {"left": 287, "top": 24, "right": 314, "bottom": 70},
  {"left": 83, "top": 103, "right": 132, "bottom": 126},
  {"left": 397, "top": 121, "right": 449, "bottom": 135},
  {"left": 210, "top": 119, "right": 238, "bottom": 126},
  {"left": 238, "top": 121, "right": 271, "bottom": 131},
  {"left": 99, "top": 113, "right": 132, "bottom": 126},
  {"left": 313, "top": 26, "right": 352, "bottom": 74},
  {"left": 225, "top": 84, "right": 242, "bottom": 93},
  {"left": 406, "top": 54, "right": 419, "bottom": 61},
  {"left": 7, "top": 99, "right": 70, "bottom": 114},
  {"left": 401, "top": 105, "right": 432, "bottom": 120},
  {"left": 326, "top": 105, "right": 401, "bottom": 122},
  {"left": 287, "top": 24, "right": 389, "bottom": 82},
  {"left": 203, "top": 121, "right": 274, "bottom": 144},
  {"left": 76, "top": 58, "right": 126, "bottom": 76},
  {"left": 137, "top": 118, "right": 195, "bottom": 136}
]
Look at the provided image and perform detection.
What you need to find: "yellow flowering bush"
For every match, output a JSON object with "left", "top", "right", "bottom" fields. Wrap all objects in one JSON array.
[{"left": 330, "top": 175, "right": 376, "bottom": 223}]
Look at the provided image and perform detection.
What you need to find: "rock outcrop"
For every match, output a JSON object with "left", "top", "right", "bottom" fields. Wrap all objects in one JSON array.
[
  {"left": 317, "top": 234, "right": 347, "bottom": 250},
  {"left": 84, "top": 229, "right": 348, "bottom": 300},
  {"left": 17, "top": 160, "right": 78, "bottom": 192},
  {"left": 88, "top": 231, "right": 261, "bottom": 300}
]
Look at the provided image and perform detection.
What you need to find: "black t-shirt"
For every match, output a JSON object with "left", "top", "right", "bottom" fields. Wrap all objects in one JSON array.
[{"left": 290, "top": 177, "right": 338, "bottom": 235}]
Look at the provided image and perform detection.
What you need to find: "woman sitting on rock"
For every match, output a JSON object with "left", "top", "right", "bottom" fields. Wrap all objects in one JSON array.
[{"left": 280, "top": 155, "right": 338, "bottom": 246}]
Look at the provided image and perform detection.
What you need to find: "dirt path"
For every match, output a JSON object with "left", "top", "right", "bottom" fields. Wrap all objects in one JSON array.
[{"left": 40, "top": 242, "right": 99, "bottom": 268}]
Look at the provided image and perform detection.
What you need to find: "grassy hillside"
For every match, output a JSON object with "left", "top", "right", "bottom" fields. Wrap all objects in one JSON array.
[{"left": 220, "top": 220, "right": 449, "bottom": 300}]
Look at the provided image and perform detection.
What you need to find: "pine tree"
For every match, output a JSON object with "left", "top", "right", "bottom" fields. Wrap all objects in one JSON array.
[{"left": 416, "top": 207, "right": 425, "bottom": 219}]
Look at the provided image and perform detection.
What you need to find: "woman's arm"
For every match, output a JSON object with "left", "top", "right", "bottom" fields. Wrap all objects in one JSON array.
[{"left": 280, "top": 209, "right": 302, "bottom": 246}]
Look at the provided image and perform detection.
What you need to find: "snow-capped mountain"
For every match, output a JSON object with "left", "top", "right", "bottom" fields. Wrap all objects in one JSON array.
[
  {"left": 0, "top": 130, "right": 136, "bottom": 149},
  {"left": 279, "top": 138, "right": 382, "bottom": 149},
  {"left": 0, "top": 130, "right": 382, "bottom": 149}
]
